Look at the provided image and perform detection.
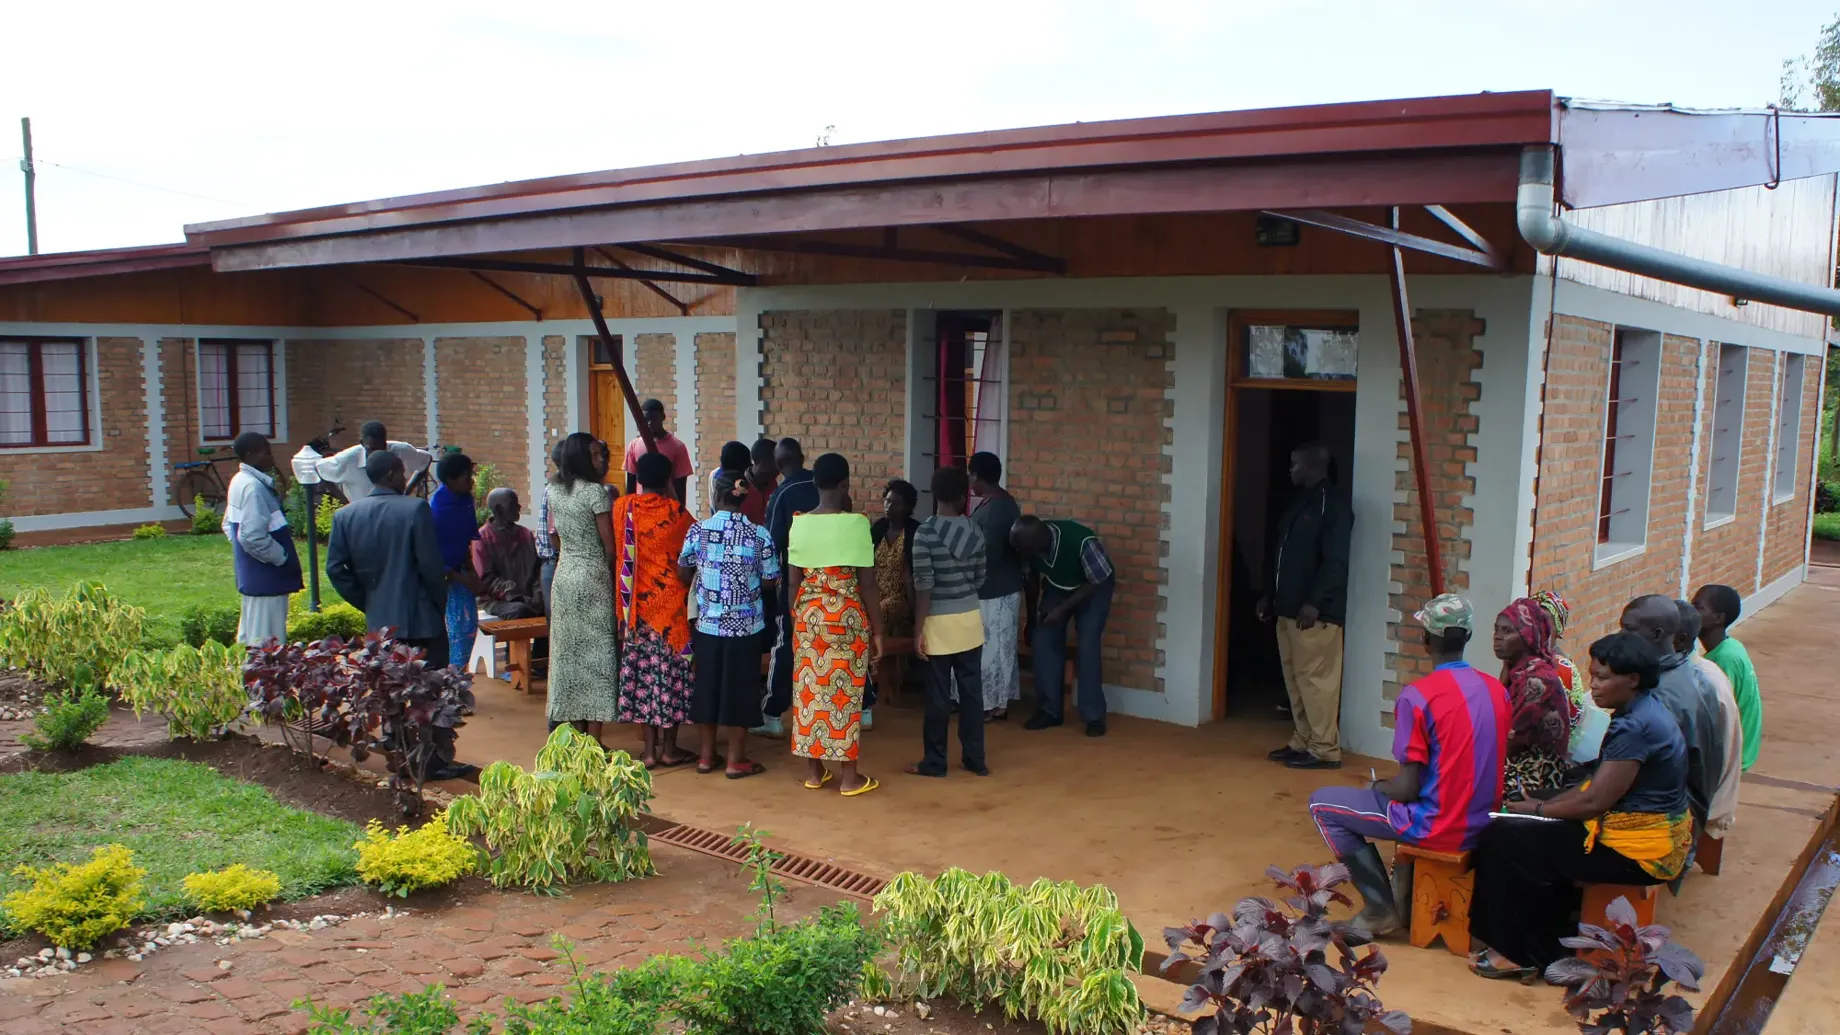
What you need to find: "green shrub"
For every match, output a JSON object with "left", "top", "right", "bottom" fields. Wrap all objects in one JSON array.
[
  {"left": 132, "top": 523, "right": 168, "bottom": 540},
  {"left": 317, "top": 495, "right": 343, "bottom": 542},
  {"left": 21, "top": 688, "right": 110, "bottom": 753},
  {"left": 471, "top": 463, "right": 502, "bottom": 525},
  {"left": 0, "top": 583, "right": 145, "bottom": 690},
  {"left": 674, "top": 904, "right": 882, "bottom": 1035},
  {"left": 872, "top": 869, "right": 1145, "bottom": 1035},
  {"left": 444, "top": 725, "right": 655, "bottom": 890},
  {"left": 353, "top": 814, "right": 479, "bottom": 897},
  {"left": 180, "top": 603, "right": 240, "bottom": 648},
  {"left": 2, "top": 844, "right": 147, "bottom": 949},
  {"left": 297, "top": 984, "right": 476, "bottom": 1035},
  {"left": 183, "top": 864, "right": 282, "bottom": 913},
  {"left": 287, "top": 601, "right": 367, "bottom": 643},
  {"left": 191, "top": 495, "right": 222, "bottom": 536},
  {"left": 0, "top": 518, "right": 13, "bottom": 551},
  {"left": 1817, "top": 513, "right": 1840, "bottom": 541},
  {"left": 114, "top": 640, "right": 249, "bottom": 740}
]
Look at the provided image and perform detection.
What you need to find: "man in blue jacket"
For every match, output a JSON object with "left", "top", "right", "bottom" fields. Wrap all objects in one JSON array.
[{"left": 222, "top": 432, "right": 303, "bottom": 647}]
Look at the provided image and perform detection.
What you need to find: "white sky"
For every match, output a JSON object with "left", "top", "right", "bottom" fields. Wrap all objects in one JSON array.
[{"left": 2, "top": 0, "right": 1836, "bottom": 255}]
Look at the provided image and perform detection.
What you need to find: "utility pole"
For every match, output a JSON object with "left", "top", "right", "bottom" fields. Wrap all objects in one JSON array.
[{"left": 20, "top": 117, "right": 37, "bottom": 255}]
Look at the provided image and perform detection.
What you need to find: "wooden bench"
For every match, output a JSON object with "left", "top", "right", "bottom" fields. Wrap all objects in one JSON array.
[
  {"left": 1577, "top": 882, "right": 1660, "bottom": 963},
  {"left": 1696, "top": 832, "right": 1724, "bottom": 876},
  {"left": 1394, "top": 844, "right": 1473, "bottom": 955},
  {"left": 476, "top": 617, "right": 548, "bottom": 694}
]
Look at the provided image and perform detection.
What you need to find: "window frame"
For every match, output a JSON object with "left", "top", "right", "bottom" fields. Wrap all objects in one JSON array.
[
  {"left": 0, "top": 336, "right": 93, "bottom": 450},
  {"left": 908, "top": 309, "right": 1008, "bottom": 514},
  {"left": 197, "top": 338, "right": 277, "bottom": 443},
  {"left": 1772, "top": 352, "right": 1806, "bottom": 506},
  {"left": 1702, "top": 343, "right": 1747, "bottom": 529},
  {"left": 1593, "top": 326, "right": 1662, "bottom": 569}
]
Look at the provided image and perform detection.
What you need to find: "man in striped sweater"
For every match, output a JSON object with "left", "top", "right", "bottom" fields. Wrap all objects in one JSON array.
[{"left": 906, "top": 466, "right": 990, "bottom": 778}]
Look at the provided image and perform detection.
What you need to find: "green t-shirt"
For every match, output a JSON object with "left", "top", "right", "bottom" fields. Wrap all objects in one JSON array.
[{"left": 1706, "top": 636, "right": 1762, "bottom": 771}]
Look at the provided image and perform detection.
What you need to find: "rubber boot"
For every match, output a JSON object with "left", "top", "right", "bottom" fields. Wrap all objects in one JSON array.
[{"left": 1340, "top": 842, "right": 1404, "bottom": 939}]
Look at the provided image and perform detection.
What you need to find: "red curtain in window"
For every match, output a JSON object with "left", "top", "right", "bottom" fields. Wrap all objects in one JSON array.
[{"left": 936, "top": 316, "right": 971, "bottom": 471}]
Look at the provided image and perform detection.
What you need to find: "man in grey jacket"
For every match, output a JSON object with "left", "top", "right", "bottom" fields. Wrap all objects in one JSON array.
[
  {"left": 326, "top": 450, "right": 450, "bottom": 664},
  {"left": 1620, "top": 595, "right": 1727, "bottom": 830},
  {"left": 907, "top": 466, "right": 990, "bottom": 778}
]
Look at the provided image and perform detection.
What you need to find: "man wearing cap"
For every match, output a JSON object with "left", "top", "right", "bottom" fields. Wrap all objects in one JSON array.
[{"left": 1305, "top": 593, "right": 1509, "bottom": 937}]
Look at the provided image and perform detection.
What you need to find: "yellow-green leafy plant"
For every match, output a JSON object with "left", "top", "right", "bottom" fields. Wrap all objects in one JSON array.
[
  {"left": 0, "top": 582, "right": 145, "bottom": 690},
  {"left": 132, "top": 523, "right": 168, "bottom": 540},
  {"left": 444, "top": 725, "right": 655, "bottom": 891},
  {"left": 2, "top": 845, "right": 147, "bottom": 950},
  {"left": 191, "top": 495, "right": 222, "bottom": 536},
  {"left": 286, "top": 599, "right": 367, "bottom": 644},
  {"left": 182, "top": 864, "right": 282, "bottom": 913},
  {"left": 115, "top": 640, "right": 250, "bottom": 740},
  {"left": 21, "top": 687, "right": 110, "bottom": 752},
  {"left": 315, "top": 494, "right": 342, "bottom": 542},
  {"left": 354, "top": 813, "right": 480, "bottom": 897},
  {"left": 870, "top": 869, "right": 1145, "bottom": 1035}
]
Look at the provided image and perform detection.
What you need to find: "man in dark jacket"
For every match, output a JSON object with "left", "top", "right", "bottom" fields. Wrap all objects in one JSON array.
[
  {"left": 1621, "top": 595, "right": 1727, "bottom": 829},
  {"left": 1258, "top": 443, "right": 1353, "bottom": 770}
]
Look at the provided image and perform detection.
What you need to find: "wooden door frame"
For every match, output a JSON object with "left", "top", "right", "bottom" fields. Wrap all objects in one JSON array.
[{"left": 1211, "top": 309, "right": 1362, "bottom": 722}]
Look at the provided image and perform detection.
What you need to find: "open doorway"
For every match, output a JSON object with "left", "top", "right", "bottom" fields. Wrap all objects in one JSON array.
[{"left": 1213, "top": 311, "right": 1359, "bottom": 721}]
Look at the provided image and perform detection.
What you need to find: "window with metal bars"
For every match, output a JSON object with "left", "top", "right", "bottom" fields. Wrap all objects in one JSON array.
[
  {"left": 0, "top": 337, "right": 90, "bottom": 448},
  {"left": 1772, "top": 352, "right": 1806, "bottom": 504},
  {"left": 1704, "top": 344, "right": 1746, "bottom": 527},
  {"left": 1594, "top": 327, "right": 1662, "bottom": 563},
  {"left": 199, "top": 339, "right": 276, "bottom": 441},
  {"left": 910, "top": 311, "right": 1004, "bottom": 511}
]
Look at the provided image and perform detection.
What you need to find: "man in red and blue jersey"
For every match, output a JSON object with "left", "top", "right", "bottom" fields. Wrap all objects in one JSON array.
[{"left": 1306, "top": 593, "right": 1509, "bottom": 937}]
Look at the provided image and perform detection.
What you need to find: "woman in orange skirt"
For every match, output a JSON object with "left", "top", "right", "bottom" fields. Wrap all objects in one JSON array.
[{"left": 786, "top": 453, "right": 885, "bottom": 796}]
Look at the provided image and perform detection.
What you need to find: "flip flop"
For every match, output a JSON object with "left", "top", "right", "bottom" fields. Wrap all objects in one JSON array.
[
  {"left": 657, "top": 753, "right": 698, "bottom": 769},
  {"left": 696, "top": 755, "right": 727, "bottom": 775},
  {"left": 725, "top": 760, "right": 767, "bottom": 780},
  {"left": 840, "top": 776, "right": 880, "bottom": 797},
  {"left": 803, "top": 770, "right": 834, "bottom": 790},
  {"left": 1470, "top": 955, "right": 1538, "bottom": 981}
]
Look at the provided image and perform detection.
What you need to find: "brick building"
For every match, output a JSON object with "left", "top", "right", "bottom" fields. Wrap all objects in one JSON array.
[{"left": 4, "top": 90, "right": 1836, "bottom": 756}]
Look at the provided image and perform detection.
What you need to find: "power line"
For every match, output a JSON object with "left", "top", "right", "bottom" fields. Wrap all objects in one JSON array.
[{"left": 9, "top": 155, "right": 248, "bottom": 207}]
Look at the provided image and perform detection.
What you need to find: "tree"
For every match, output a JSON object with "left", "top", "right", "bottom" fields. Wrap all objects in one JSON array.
[{"left": 1780, "top": 14, "right": 1840, "bottom": 111}]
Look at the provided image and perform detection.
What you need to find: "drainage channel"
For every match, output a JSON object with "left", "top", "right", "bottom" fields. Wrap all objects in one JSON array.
[
  {"left": 642, "top": 818, "right": 890, "bottom": 900},
  {"left": 1703, "top": 796, "right": 1840, "bottom": 1035}
]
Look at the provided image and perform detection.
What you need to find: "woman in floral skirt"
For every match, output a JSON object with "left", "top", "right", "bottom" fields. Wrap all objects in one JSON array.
[{"left": 613, "top": 450, "right": 697, "bottom": 768}]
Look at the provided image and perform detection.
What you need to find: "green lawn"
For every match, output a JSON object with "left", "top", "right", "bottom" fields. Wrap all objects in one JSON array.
[
  {"left": 1816, "top": 512, "right": 1840, "bottom": 541},
  {"left": 0, "top": 535, "right": 342, "bottom": 646},
  {"left": 0, "top": 757, "right": 361, "bottom": 929}
]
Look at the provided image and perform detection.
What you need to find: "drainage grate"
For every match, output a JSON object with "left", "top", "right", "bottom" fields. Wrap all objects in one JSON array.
[{"left": 649, "top": 822, "right": 889, "bottom": 899}]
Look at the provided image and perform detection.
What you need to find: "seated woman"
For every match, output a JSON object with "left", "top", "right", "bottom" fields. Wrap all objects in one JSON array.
[
  {"left": 1492, "top": 597, "right": 1577, "bottom": 795},
  {"left": 1534, "top": 589, "right": 1610, "bottom": 762},
  {"left": 1469, "top": 631, "right": 1692, "bottom": 980}
]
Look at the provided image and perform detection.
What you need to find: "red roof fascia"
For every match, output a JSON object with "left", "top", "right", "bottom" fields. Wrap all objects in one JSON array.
[
  {"left": 0, "top": 242, "right": 211, "bottom": 287},
  {"left": 185, "top": 90, "right": 1559, "bottom": 249}
]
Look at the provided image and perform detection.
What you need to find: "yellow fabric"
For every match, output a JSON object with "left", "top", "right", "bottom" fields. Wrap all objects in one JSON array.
[
  {"left": 1584, "top": 809, "right": 1693, "bottom": 881},
  {"left": 788, "top": 513, "right": 873, "bottom": 569},
  {"left": 921, "top": 609, "right": 985, "bottom": 655}
]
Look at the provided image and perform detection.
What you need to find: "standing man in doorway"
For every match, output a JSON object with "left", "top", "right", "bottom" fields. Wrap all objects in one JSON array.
[
  {"left": 624, "top": 399, "right": 693, "bottom": 504},
  {"left": 753, "top": 437, "right": 820, "bottom": 738},
  {"left": 1260, "top": 442, "right": 1353, "bottom": 771}
]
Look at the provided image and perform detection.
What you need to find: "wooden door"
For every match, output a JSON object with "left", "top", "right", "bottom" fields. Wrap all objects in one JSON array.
[{"left": 589, "top": 369, "right": 624, "bottom": 448}]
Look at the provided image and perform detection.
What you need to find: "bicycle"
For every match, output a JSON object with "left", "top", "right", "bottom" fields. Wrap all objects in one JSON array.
[{"left": 173, "top": 447, "right": 235, "bottom": 518}]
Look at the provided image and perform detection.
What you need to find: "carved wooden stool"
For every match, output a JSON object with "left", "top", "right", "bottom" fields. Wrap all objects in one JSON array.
[{"left": 1394, "top": 844, "right": 1473, "bottom": 955}]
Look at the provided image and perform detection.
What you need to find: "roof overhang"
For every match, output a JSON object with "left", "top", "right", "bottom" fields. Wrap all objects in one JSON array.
[{"left": 0, "top": 242, "right": 211, "bottom": 286}]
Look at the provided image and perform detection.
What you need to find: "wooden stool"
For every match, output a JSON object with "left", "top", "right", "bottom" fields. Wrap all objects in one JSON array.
[
  {"left": 477, "top": 617, "right": 549, "bottom": 694},
  {"left": 1696, "top": 832, "right": 1724, "bottom": 876},
  {"left": 1578, "top": 882, "right": 1660, "bottom": 949},
  {"left": 1394, "top": 844, "right": 1473, "bottom": 955}
]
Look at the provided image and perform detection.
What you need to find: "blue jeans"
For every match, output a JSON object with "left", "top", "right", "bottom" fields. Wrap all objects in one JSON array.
[
  {"left": 1032, "top": 579, "right": 1113, "bottom": 724},
  {"left": 445, "top": 584, "right": 477, "bottom": 669}
]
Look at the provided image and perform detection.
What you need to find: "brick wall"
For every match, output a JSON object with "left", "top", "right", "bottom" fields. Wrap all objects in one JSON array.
[
  {"left": 435, "top": 337, "right": 529, "bottom": 498},
  {"left": 633, "top": 333, "right": 678, "bottom": 427},
  {"left": 1690, "top": 345, "right": 1771, "bottom": 595},
  {"left": 1007, "top": 308, "right": 1174, "bottom": 694},
  {"left": 1529, "top": 318, "right": 1701, "bottom": 645},
  {"left": 540, "top": 336, "right": 569, "bottom": 483},
  {"left": 0, "top": 338, "right": 151, "bottom": 517},
  {"left": 758, "top": 310, "right": 907, "bottom": 480},
  {"left": 695, "top": 332, "right": 738, "bottom": 482},
  {"left": 1386, "top": 311, "right": 1482, "bottom": 695},
  {"left": 284, "top": 339, "right": 427, "bottom": 461},
  {"left": 1762, "top": 354, "right": 1820, "bottom": 585},
  {"left": 160, "top": 339, "right": 201, "bottom": 488}
]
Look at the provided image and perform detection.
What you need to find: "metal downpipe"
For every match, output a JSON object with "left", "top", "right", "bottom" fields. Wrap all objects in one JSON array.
[{"left": 1516, "top": 146, "right": 1840, "bottom": 318}]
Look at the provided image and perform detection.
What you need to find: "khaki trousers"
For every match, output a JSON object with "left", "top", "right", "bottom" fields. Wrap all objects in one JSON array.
[{"left": 1276, "top": 617, "right": 1345, "bottom": 762}]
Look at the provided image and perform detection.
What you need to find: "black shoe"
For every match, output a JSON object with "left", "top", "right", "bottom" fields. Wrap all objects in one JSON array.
[
  {"left": 1285, "top": 754, "right": 1342, "bottom": 770},
  {"left": 962, "top": 762, "right": 991, "bottom": 776},
  {"left": 1023, "top": 713, "right": 1062, "bottom": 731},
  {"left": 428, "top": 762, "right": 480, "bottom": 782},
  {"left": 1339, "top": 842, "right": 1404, "bottom": 939},
  {"left": 1267, "top": 745, "right": 1308, "bottom": 763},
  {"left": 1085, "top": 720, "right": 1107, "bottom": 738}
]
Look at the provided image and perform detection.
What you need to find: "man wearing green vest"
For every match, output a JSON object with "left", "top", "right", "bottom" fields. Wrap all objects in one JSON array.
[{"left": 1011, "top": 515, "right": 1116, "bottom": 737}]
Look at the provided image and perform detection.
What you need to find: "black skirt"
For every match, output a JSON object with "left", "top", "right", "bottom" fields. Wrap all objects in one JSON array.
[{"left": 691, "top": 630, "right": 767, "bottom": 728}]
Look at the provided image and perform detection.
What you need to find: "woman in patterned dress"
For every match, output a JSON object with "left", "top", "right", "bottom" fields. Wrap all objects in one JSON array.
[
  {"left": 1534, "top": 589, "right": 1609, "bottom": 761},
  {"left": 869, "top": 479, "right": 919, "bottom": 709},
  {"left": 545, "top": 433, "right": 621, "bottom": 744},
  {"left": 787, "top": 453, "right": 885, "bottom": 796},
  {"left": 613, "top": 450, "right": 697, "bottom": 768},
  {"left": 1492, "top": 596, "right": 1578, "bottom": 795}
]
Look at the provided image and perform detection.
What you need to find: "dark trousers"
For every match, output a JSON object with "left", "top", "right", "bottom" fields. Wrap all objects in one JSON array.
[
  {"left": 764, "top": 585, "right": 794, "bottom": 719},
  {"left": 402, "top": 634, "right": 457, "bottom": 768},
  {"left": 1468, "top": 817, "right": 1660, "bottom": 969},
  {"left": 1032, "top": 580, "right": 1113, "bottom": 724},
  {"left": 920, "top": 647, "right": 986, "bottom": 774},
  {"left": 539, "top": 558, "right": 556, "bottom": 615}
]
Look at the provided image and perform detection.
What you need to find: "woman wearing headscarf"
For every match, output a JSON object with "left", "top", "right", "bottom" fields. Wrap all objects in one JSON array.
[
  {"left": 613, "top": 450, "right": 697, "bottom": 769},
  {"left": 1491, "top": 596, "right": 1577, "bottom": 795},
  {"left": 1534, "top": 589, "right": 1609, "bottom": 761}
]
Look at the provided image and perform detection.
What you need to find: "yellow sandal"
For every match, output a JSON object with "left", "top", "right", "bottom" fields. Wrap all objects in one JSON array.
[
  {"left": 803, "top": 770, "right": 834, "bottom": 790},
  {"left": 840, "top": 776, "right": 880, "bottom": 797}
]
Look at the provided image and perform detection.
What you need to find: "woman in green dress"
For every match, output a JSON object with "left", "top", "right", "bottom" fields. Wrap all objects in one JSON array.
[{"left": 545, "top": 433, "right": 621, "bottom": 744}]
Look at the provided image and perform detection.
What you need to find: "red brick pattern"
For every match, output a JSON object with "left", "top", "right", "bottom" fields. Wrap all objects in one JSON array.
[
  {"left": 284, "top": 339, "right": 428, "bottom": 461},
  {"left": 1763, "top": 354, "right": 1821, "bottom": 585},
  {"left": 695, "top": 332, "right": 738, "bottom": 484},
  {"left": 1386, "top": 310, "right": 1482, "bottom": 694},
  {"left": 1007, "top": 308, "right": 1174, "bottom": 694},
  {"left": 0, "top": 338, "right": 150, "bottom": 517},
  {"left": 758, "top": 310, "right": 907, "bottom": 480},
  {"left": 1529, "top": 318, "right": 1700, "bottom": 646},
  {"left": 1691, "top": 345, "right": 1771, "bottom": 595},
  {"left": 435, "top": 337, "right": 529, "bottom": 499}
]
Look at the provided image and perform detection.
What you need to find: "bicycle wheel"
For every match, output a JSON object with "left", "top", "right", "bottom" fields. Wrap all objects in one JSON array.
[{"left": 173, "top": 469, "right": 225, "bottom": 518}]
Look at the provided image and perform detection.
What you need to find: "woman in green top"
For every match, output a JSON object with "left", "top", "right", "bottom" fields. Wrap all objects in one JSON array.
[
  {"left": 1694, "top": 584, "right": 1763, "bottom": 770},
  {"left": 787, "top": 453, "right": 886, "bottom": 796}
]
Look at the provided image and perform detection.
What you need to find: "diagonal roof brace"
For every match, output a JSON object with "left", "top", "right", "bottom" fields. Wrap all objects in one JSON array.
[
  {"left": 1261, "top": 208, "right": 1505, "bottom": 269},
  {"left": 1518, "top": 145, "right": 1840, "bottom": 317}
]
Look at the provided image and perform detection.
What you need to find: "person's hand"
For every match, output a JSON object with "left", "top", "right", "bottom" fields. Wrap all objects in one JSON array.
[
  {"left": 1255, "top": 596, "right": 1273, "bottom": 623},
  {"left": 1296, "top": 603, "right": 1320, "bottom": 630},
  {"left": 1043, "top": 606, "right": 1070, "bottom": 627},
  {"left": 914, "top": 631, "right": 928, "bottom": 661},
  {"left": 1504, "top": 797, "right": 1539, "bottom": 816},
  {"left": 870, "top": 634, "right": 885, "bottom": 663}
]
